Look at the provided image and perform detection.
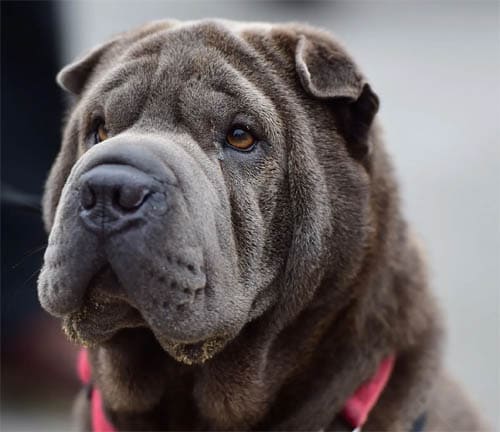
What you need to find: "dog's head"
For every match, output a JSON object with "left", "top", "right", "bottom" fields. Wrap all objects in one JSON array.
[{"left": 38, "top": 20, "right": 379, "bottom": 365}]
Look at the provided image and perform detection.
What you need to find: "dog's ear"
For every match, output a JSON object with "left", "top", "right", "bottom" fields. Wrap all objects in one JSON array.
[
  {"left": 56, "top": 40, "right": 116, "bottom": 95},
  {"left": 295, "top": 35, "right": 379, "bottom": 160}
]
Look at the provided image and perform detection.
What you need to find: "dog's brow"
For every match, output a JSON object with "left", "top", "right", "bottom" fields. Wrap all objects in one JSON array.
[{"left": 100, "top": 57, "right": 154, "bottom": 93}]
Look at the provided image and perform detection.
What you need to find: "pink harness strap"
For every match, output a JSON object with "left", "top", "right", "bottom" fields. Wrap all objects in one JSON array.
[
  {"left": 78, "top": 350, "right": 117, "bottom": 432},
  {"left": 78, "top": 349, "right": 394, "bottom": 431},
  {"left": 341, "top": 355, "right": 395, "bottom": 429}
]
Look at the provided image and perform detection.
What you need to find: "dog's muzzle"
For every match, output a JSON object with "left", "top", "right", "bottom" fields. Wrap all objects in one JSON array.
[{"left": 38, "top": 137, "right": 244, "bottom": 357}]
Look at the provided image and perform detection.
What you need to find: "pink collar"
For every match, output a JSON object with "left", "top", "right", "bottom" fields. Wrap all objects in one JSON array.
[{"left": 78, "top": 349, "right": 394, "bottom": 432}]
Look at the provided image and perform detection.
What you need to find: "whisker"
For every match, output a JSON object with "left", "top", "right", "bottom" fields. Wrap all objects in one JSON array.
[
  {"left": 22, "top": 266, "right": 42, "bottom": 287},
  {"left": 1, "top": 183, "right": 42, "bottom": 214},
  {"left": 11, "top": 244, "right": 47, "bottom": 270},
  {"left": 2, "top": 265, "right": 44, "bottom": 317}
]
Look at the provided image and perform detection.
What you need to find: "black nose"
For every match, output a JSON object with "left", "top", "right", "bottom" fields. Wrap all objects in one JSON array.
[{"left": 79, "top": 164, "right": 155, "bottom": 233}]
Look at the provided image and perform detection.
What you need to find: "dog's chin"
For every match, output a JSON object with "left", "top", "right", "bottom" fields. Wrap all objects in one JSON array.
[
  {"left": 62, "top": 301, "right": 146, "bottom": 347},
  {"left": 155, "top": 334, "right": 229, "bottom": 365},
  {"left": 63, "top": 303, "right": 231, "bottom": 365}
]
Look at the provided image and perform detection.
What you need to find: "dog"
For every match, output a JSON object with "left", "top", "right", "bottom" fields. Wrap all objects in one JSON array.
[{"left": 37, "top": 19, "right": 486, "bottom": 431}]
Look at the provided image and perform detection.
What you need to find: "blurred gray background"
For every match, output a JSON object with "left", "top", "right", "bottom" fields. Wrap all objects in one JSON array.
[{"left": 3, "top": 0, "right": 499, "bottom": 430}]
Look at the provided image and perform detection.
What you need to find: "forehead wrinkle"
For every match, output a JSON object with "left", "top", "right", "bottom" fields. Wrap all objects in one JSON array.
[
  {"left": 93, "top": 23, "right": 284, "bottom": 144},
  {"left": 173, "top": 58, "right": 283, "bottom": 149},
  {"left": 132, "top": 43, "right": 175, "bottom": 129},
  {"left": 85, "top": 54, "right": 160, "bottom": 131},
  {"left": 172, "top": 42, "right": 284, "bottom": 146},
  {"left": 98, "top": 56, "right": 154, "bottom": 94},
  {"left": 180, "top": 22, "right": 285, "bottom": 145},
  {"left": 142, "top": 24, "right": 283, "bottom": 138},
  {"left": 132, "top": 43, "right": 226, "bottom": 132},
  {"left": 208, "top": 59, "right": 284, "bottom": 145}
]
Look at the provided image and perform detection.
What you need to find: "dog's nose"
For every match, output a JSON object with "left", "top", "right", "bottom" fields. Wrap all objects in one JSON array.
[{"left": 79, "top": 164, "right": 156, "bottom": 233}]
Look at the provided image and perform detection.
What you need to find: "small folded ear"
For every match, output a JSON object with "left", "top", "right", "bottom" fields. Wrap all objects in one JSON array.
[
  {"left": 295, "top": 35, "right": 379, "bottom": 160},
  {"left": 56, "top": 40, "right": 115, "bottom": 95}
]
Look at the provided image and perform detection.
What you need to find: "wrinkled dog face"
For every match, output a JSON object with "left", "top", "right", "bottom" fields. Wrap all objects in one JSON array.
[{"left": 38, "top": 20, "right": 377, "bottom": 365}]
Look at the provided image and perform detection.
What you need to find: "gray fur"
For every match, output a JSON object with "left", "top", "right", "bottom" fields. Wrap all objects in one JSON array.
[{"left": 38, "top": 19, "right": 487, "bottom": 430}]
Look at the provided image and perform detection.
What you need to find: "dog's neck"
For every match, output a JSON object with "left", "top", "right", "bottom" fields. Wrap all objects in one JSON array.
[{"left": 92, "top": 254, "right": 441, "bottom": 431}]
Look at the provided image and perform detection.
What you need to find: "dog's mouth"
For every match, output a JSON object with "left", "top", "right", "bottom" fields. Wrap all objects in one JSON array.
[
  {"left": 62, "top": 266, "right": 229, "bottom": 365},
  {"left": 61, "top": 296, "right": 146, "bottom": 346},
  {"left": 62, "top": 266, "right": 145, "bottom": 346}
]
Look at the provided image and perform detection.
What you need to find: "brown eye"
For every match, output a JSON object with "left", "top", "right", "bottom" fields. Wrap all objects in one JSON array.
[
  {"left": 94, "top": 123, "right": 108, "bottom": 144},
  {"left": 226, "top": 126, "right": 255, "bottom": 151}
]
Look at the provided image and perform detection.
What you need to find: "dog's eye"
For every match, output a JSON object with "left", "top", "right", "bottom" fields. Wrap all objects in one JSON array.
[
  {"left": 94, "top": 123, "right": 108, "bottom": 144},
  {"left": 226, "top": 126, "right": 255, "bottom": 151}
]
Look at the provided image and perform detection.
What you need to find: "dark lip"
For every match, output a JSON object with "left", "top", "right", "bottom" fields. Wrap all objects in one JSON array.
[
  {"left": 64, "top": 301, "right": 229, "bottom": 365},
  {"left": 62, "top": 299, "right": 147, "bottom": 346},
  {"left": 61, "top": 265, "right": 148, "bottom": 346}
]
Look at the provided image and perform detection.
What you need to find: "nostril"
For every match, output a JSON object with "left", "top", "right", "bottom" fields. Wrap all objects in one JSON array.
[
  {"left": 78, "top": 164, "right": 160, "bottom": 233},
  {"left": 116, "top": 184, "right": 151, "bottom": 211},
  {"left": 81, "top": 184, "right": 96, "bottom": 210}
]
